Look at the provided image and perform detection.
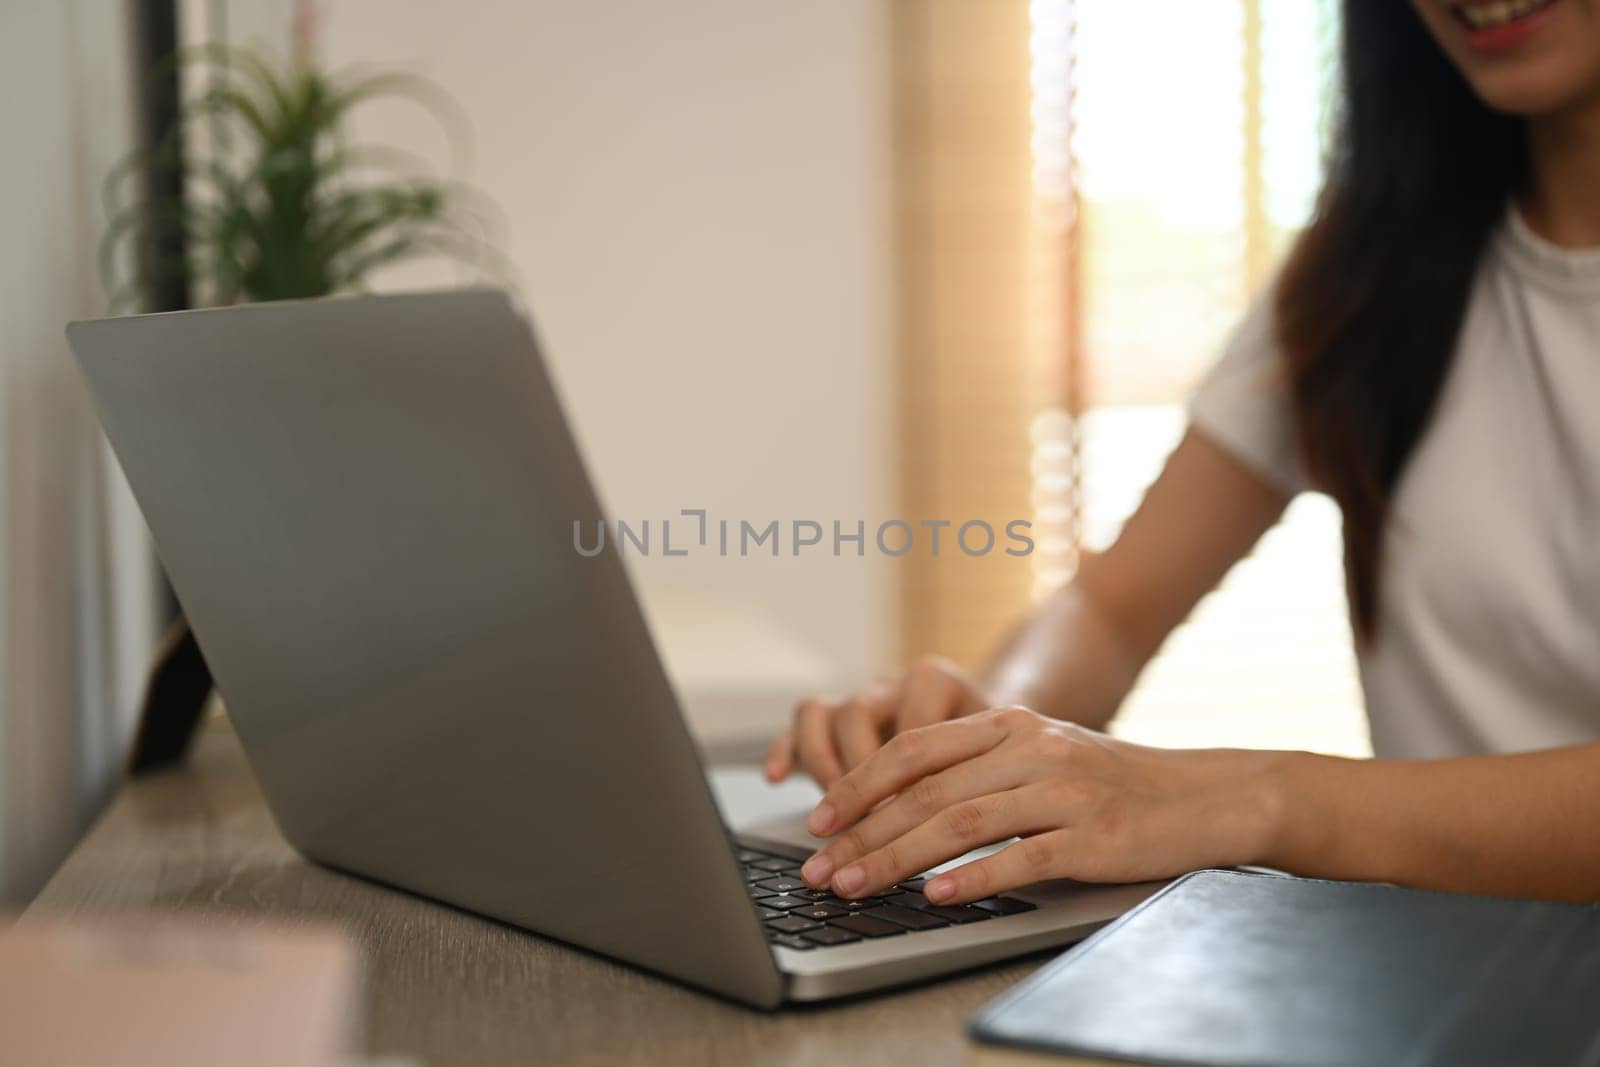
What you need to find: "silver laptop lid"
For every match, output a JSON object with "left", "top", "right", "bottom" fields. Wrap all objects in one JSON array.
[{"left": 67, "top": 289, "right": 784, "bottom": 1007}]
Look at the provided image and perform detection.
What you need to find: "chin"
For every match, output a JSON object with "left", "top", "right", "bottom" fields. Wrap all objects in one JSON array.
[
  {"left": 1413, "top": 0, "right": 1600, "bottom": 118},
  {"left": 1465, "top": 64, "right": 1598, "bottom": 115}
]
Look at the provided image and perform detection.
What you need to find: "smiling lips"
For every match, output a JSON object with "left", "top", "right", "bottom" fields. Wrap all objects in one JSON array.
[
  {"left": 1454, "top": 0, "right": 1558, "bottom": 29},
  {"left": 1450, "top": 0, "right": 1563, "bottom": 50}
]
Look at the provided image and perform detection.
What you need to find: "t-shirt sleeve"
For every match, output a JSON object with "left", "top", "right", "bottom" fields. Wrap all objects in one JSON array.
[{"left": 1187, "top": 290, "right": 1307, "bottom": 496}]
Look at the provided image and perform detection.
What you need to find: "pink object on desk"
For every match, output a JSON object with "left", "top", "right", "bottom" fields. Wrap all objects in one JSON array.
[{"left": 0, "top": 915, "right": 360, "bottom": 1067}]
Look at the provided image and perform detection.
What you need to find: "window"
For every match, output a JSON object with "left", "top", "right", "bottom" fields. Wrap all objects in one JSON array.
[
  {"left": 894, "top": 0, "right": 1368, "bottom": 756},
  {"left": 1031, "top": 0, "right": 1367, "bottom": 756}
]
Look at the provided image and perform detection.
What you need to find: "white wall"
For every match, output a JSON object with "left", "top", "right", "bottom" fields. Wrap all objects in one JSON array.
[
  {"left": 316, "top": 1, "right": 895, "bottom": 742},
  {"left": 0, "top": 0, "right": 161, "bottom": 902}
]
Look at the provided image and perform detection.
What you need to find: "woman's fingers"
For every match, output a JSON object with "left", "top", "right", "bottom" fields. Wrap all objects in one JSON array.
[
  {"left": 825, "top": 785, "right": 1061, "bottom": 898},
  {"left": 832, "top": 702, "right": 880, "bottom": 770},
  {"left": 793, "top": 699, "right": 846, "bottom": 787},
  {"left": 800, "top": 750, "right": 1024, "bottom": 886},
  {"left": 923, "top": 830, "right": 1073, "bottom": 904},
  {"left": 895, "top": 655, "right": 968, "bottom": 733},
  {"left": 833, "top": 690, "right": 895, "bottom": 771},
  {"left": 776, "top": 658, "right": 986, "bottom": 789},
  {"left": 810, "top": 709, "right": 1019, "bottom": 835},
  {"left": 763, "top": 730, "right": 794, "bottom": 782}
]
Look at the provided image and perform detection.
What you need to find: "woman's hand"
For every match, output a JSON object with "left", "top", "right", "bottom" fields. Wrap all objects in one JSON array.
[
  {"left": 764, "top": 656, "right": 991, "bottom": 787},
  {"left": 796, "top": 706, "right": 1286, "bottom": 904}
]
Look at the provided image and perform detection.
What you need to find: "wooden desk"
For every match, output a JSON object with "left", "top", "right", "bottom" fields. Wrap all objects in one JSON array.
[{"left": 26, "top": 722, "right": 1042, "bottom": 1066}]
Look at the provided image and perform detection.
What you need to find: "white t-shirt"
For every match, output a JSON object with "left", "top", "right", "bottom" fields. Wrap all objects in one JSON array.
[{"left": 1190, "top": 208, "right": 1600, "bottom": 759}]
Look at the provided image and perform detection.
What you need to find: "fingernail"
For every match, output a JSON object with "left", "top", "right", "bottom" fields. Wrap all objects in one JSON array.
[
  {"left": 925, "top": 877, "right": 956, "bottom": 903},
  {"left": 835, "top": 865, "right": 865, "bottom": 896},
  {"left": 801, "top": 854, "right": 834, "bottom": 885},
  {"left": 807, "top": 803, "right": 836, "bottom": 835}
]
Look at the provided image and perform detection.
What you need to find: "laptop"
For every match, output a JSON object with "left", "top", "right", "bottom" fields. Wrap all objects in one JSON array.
[{"left": 67, "top": 289, "right": 1164, "bottom": 1007}]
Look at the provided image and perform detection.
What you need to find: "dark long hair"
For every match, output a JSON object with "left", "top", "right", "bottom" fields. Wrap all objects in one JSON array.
[{"left": 1275, "top": 0, "right": 1525, "bottom": 637}]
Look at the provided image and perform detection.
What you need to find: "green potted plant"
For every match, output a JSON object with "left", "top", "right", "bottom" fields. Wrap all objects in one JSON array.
[{"left": 103, "top": 44, "right": 504, "bottom": 309}]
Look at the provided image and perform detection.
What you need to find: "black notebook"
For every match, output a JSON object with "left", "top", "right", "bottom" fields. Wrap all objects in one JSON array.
[{"left": 969, "top": 869, "right": 1600, "bottom": 1067}]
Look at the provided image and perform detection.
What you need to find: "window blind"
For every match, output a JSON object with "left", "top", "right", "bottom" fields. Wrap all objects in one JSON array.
[{"left": 893, "top": 0, "right": 1367, "bottom": 756}]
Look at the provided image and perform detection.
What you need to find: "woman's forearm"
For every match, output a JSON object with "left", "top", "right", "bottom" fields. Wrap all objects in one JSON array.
[
  {"left": 977, "top": 431, "right": 1291, "bottom": 731},
  {"left": 1260, "top": 742, "right": 1600, "bottom": 901},
  {"left": 978, "top": 577, "right": 1154, "bottom": 731}
]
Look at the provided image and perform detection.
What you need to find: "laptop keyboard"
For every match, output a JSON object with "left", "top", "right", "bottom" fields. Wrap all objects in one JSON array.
[{"left": 735, "top": 840, "right": 1035, "bottom": 951}]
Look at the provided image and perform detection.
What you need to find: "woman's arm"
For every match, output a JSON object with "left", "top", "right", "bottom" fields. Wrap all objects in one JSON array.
[
  {"left": 796, "top": 710, "right": 1600, "bottom": 904},
  {"left": 980, "top": 426, "right": 1290, "bottom": 727},
  {"left": 1269, "top": 744, "right": 1600, "bottom": 901},
  {"left": 767, "top": 428, "right": 1290, "bottom": 784}
]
